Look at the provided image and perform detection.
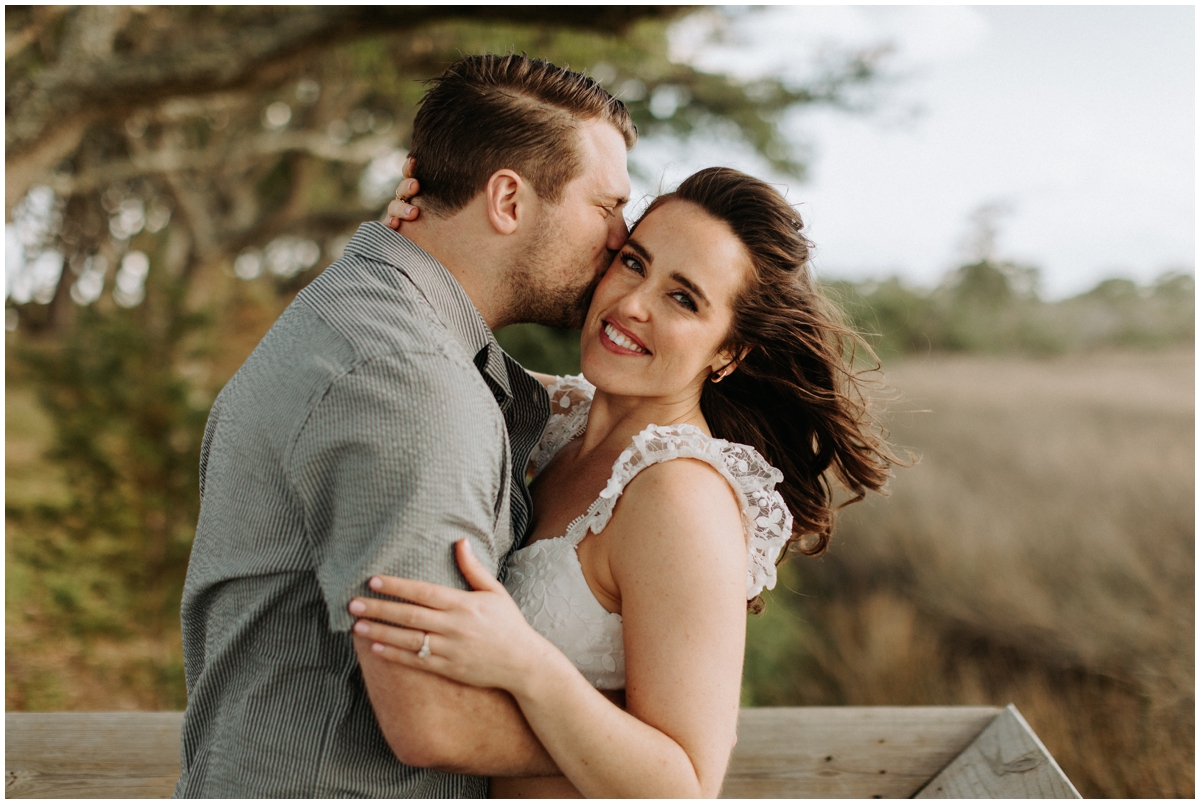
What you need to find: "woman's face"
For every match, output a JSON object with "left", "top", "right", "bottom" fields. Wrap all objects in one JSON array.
[{"left": 581, "top": 199, "right": 753, "bottom": 404}]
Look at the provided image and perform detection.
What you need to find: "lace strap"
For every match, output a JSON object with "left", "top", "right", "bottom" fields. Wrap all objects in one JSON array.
[
  {"left": 564, "top": 423, "right": 793, "bottom": 600},
  {"left": 528, "top": 374, "right": 595, "bottom": 477}
]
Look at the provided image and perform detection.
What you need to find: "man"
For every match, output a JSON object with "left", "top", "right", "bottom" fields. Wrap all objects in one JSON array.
[{"left": 175, "top": 54, "right": 634, "bottom": 797}]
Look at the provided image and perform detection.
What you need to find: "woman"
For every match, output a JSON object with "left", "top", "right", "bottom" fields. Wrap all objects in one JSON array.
[{"left": 350, "top": 167, "right": 900, "bottom": 797}]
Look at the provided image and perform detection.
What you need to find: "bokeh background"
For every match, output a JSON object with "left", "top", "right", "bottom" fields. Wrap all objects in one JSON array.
[{"left": 6, "top": 6, "right": 1193, "bottom": 798}]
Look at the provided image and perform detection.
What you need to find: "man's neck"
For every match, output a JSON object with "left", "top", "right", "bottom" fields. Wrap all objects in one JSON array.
[{"left": 402, "top": 215, "right": 511, "bottom": 331}]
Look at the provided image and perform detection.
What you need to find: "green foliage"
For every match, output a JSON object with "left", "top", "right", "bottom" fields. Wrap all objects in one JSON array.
[
  {"left": 831, "top": 265, "right": 1194, "bottom": 361},
  {"left": 740, "top": 563, "right": 836, "bottom": 707},
  {"left": 11, "top": 272, "right": 211, "bottom": 638},
  {"left": 495, "top": 324, "right": 582, "bottom": 376}
]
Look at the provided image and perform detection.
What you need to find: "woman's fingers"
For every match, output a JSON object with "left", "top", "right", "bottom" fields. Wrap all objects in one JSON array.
[
  {"left": 386, "top": 199, "right": 417, "bottom": 227},
  {"left": 385, "top": 171, "right": 420, "bottom": 229},
  {"left": 366, "top": 574, "right": 458, "bottom": 609},
  {"left": 368, "top": 639, "right": 455, "bottom": 677},
  {"left": 348, "top": 595, "right": 446, "bottom": 632},
  {"left": 385, "top": 177, "right": 420, "bottom": 229},
  {"left": 402, "top": 156, "right": 416, "bottom": 179},
  {"left": 455, "top": 539, "right": 505, "bottom": 593},
  {"left": 353, "top": 617, "right": 426, "bottom": 651},
  {"left": 393, "top": 177, "right": 419, "bottom": 200}
]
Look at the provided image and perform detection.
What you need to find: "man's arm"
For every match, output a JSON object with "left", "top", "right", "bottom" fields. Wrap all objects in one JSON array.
[
  {"left": 354, "top": 638, "right": 558, "bottom": 774},
  {"left": 289, "top": 349, "right": 557, "bottom": 775}
]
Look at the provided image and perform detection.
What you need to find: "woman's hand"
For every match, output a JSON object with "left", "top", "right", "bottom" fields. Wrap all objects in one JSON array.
[
  {"left": 349, "top": 539, "right": 557, "bottom": 695},
  {"left": 385, "top": 157, "right": 420, "bottom": 230}
]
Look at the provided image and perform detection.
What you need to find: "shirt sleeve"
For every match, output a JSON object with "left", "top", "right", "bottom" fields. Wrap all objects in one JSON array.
[{"left": 287, "top": 349, "right": 509, "bottom": 632}]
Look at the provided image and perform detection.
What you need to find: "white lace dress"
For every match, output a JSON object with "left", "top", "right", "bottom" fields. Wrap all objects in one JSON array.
[{"left": 503, "top": 375, "right": 793, "bottom": 690}]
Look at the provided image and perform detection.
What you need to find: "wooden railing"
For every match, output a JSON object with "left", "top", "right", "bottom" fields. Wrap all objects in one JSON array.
[{"left": 5, "top": 705, "right": 1079, "bottom": 798}]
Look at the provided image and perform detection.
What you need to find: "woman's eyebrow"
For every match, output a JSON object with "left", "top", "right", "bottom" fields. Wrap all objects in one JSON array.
[
  {"left": 625, "top": 238, "right": 710, "bottom": 306},
  {"left": 625, "top": 238, "right": 653, "bottom": 265},
  {"left": 671, "top": 272, "right": 710, "bottom": 307}
]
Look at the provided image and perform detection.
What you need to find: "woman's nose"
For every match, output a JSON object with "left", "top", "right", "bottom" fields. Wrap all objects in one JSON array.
[{"left": 616, "top": 284, "right": 650, "bottom": 320}]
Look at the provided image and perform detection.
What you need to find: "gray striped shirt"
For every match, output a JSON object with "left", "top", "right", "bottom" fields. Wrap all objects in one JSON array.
[{"left": 175, "top": 222, "right": 550, "bottom": 797}]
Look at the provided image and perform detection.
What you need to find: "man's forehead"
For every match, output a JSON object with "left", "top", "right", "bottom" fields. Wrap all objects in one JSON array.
[{"left": 577, "top": 119, "right": 631, "bottom": 199}]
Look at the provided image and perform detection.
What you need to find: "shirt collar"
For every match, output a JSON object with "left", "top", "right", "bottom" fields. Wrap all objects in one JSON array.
[{"left": 342, "top": 222, "right": 513, "bottom": 406}]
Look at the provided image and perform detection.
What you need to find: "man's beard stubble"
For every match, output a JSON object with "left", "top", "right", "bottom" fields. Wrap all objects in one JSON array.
[{"left": 508, "top": 216, "right": 610, "bottom": 330}]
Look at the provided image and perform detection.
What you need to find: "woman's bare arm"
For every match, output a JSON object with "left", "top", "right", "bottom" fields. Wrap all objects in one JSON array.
[{"left": 511, "top": 458, "right": 747, "bottom": 797}]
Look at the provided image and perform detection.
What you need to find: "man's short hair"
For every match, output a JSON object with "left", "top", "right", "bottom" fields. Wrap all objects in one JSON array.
[{"left": 408, "top": 53, "right": 637, "bottom": 216}]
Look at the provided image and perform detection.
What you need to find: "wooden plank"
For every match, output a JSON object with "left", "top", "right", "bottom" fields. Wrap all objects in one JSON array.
[
  {"left": 720, "top": 706, "right": 999, "bottom": 798},
  {"left": 5, "top": 712, "right": 183, "bottom": 799},
  {"left": 7, "top": 707, "right": 1020, "bottom": 799},
  {"left": 915, "top": 704, "right": 1081, "bottom": 799}
]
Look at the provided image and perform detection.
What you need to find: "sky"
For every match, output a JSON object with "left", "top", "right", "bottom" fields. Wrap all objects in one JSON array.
[{"left": 639, "top": 5, "right": 1195, "bottom": 299}]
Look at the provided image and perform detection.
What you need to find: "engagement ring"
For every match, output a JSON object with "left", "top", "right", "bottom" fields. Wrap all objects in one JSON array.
[{"left": 417, "top": 633, "right": 432, "bottom": 659}]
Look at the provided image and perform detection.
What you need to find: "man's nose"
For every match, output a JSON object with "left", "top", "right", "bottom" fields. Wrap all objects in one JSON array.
[{"left": 607, "top": 215, "right": 629, "bottom": 251}]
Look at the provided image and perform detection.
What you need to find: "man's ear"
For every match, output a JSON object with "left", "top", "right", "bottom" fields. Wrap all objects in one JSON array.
[{"left": 484, "top": 169, "right": 524, "bottom": 235}]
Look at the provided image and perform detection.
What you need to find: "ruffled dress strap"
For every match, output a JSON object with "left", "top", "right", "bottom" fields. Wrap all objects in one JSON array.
[
  {"left": 528, "top": 374, "right": 595, "bottom": 477},
  {"left": 562, "top": 423, "right": 794, "bottom": 600}
]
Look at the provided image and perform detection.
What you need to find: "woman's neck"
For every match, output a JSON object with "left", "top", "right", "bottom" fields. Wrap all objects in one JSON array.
[{"left": 575, "top": 386, "right": 709, "bottom": 460}]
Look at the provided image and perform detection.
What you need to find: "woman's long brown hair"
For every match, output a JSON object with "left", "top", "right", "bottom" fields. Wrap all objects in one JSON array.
[{"left": 641, "top": 168, "right": 904, "bottom": 581}]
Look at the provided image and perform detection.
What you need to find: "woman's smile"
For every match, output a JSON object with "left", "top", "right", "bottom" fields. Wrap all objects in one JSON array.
[{"left": 600, "top": 319, "right": 651, "bottom": 355}]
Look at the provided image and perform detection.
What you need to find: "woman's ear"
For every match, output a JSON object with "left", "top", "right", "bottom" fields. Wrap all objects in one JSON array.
[
  {"left": 709, "top": 346, "right": 752, "bottom": 382},
  {"left": 713, "top": 346, "right": 751, "bottom": 373},
  {"left": 484, "top": 169, "right": 524, "bottom": 235}
]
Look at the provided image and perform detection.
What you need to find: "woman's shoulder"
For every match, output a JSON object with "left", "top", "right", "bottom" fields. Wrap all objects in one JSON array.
[
  {"left": 606, "top": 424, "right": 793, "bottom": 600},
  {"left": 603, "top": 450, "right": 747, "bottom": 582}
]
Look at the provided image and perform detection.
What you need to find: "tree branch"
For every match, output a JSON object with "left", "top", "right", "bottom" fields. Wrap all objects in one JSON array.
[
  {"left": 8, "top": 6, "right": 681, "bottom": 155},
  {"left": 43, "top": 130, "right": 406, "bottom": 199},
  {"left": 6, "top": 6, "right": 682, "bottom": 215}
]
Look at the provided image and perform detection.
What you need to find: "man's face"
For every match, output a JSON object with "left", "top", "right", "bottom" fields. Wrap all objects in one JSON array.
[{"left": 511, "top": 119, "right": 631, "bottom": 329}]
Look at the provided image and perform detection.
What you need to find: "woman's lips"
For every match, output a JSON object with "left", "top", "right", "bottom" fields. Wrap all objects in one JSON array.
[{"left": 600, "top": 319, "right": 650, "bottom": 355}]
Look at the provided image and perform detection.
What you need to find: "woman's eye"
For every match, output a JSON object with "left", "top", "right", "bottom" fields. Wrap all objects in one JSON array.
[
  {"left": 670, "top": 290, "right": 697, "bottom": 312},
  {"left": 622, "top": 255, "right": 644, "bottom": 275}
]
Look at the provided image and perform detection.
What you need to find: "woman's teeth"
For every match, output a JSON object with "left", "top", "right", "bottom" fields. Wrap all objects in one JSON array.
[{"left": 604, "top": 322, "right": 648, "bottom": 354}]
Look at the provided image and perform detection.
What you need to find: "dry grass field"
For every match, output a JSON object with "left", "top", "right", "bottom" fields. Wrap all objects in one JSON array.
[{"left": 744, "top": 348, "right": 1195, "bottom": 797}]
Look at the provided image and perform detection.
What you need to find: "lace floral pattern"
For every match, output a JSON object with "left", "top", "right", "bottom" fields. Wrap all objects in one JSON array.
[
  {"left": 506, "top": 375, "right": 795, "bottom": 688},
  {"left": 505, "top": 538, "right": 625, "bottom": 690},
  {"left": 527, "top": 374, "right": 594, "bottom": 477}
]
